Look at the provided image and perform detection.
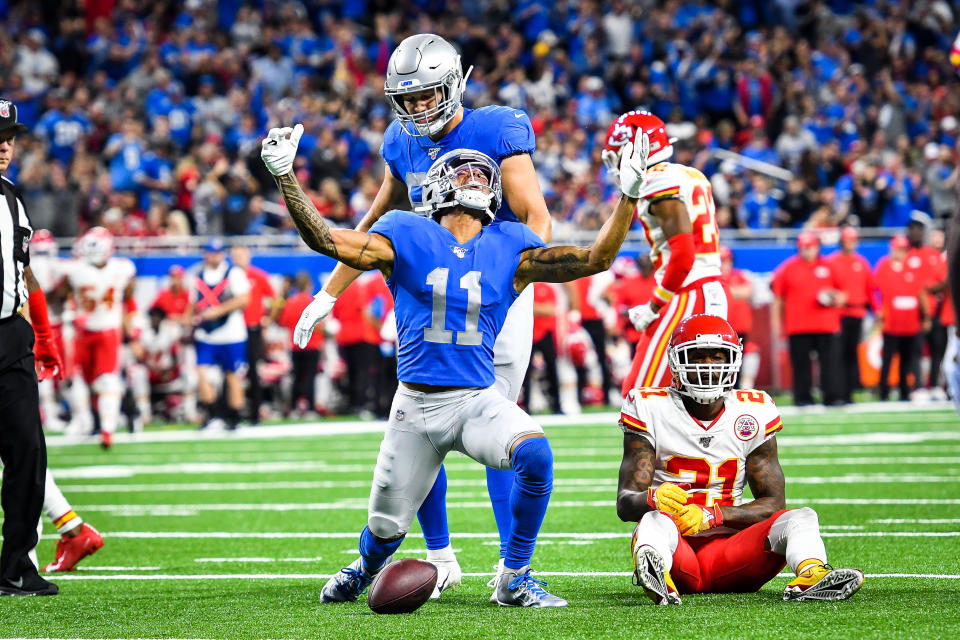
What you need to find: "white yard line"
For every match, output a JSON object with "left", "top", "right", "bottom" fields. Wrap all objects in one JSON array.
[
  {"left": 39, "top": 571, "right": 960, "bottom": 581},
  {"left": 38, "top": 529, "right": 960, "bottom": 542},
  {"left": 54, "top": 474, "right": 960, "bottom": 494},
  {"left": 43, "top": 402, "right": 957, "bottom": 448},
  {"left": 46, "top": 454, "right": 960, "bottom": 479},
  {"left": 60, "top": 498, "right": 960, "bottom": 515}
]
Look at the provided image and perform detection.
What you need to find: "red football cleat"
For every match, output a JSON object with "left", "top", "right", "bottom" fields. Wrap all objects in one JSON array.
[
  {"left": 42, "top": 524, "right": 104, "bottom": 573},
  {"left": 100, "top": 431, "right": 112, "bottom": 450}
]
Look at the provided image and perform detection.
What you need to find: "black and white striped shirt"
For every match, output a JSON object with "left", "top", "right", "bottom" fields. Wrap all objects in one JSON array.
[{"left": 0, "top": 176, "right": 32, "bottom": 320}]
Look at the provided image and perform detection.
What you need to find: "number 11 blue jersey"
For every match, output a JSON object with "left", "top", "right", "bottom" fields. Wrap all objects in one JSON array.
[{"left": 369, "top": 210, "right": 545, "bottom": 387}]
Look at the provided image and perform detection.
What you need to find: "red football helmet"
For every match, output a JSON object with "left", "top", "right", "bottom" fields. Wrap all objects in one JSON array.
[
  {"left": 601, "top": 110, "right": 674, "bottom": 174},
  {"left": 75, "top": 226, "right": 115, "bottom": 267},
  {"left": 668, "top": 314, "right": 742, "bottom": 403},
  {"left": 30, "top": 229, "right": 57, "bottom": 259}
]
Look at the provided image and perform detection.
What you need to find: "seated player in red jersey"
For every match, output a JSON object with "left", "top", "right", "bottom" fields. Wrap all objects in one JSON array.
[{"left": 616, "top": 314, "right": 863, "bottom": 603}]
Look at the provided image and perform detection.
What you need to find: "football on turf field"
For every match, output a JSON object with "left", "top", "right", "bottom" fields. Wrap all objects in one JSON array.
[{"left": 367, "top": 558, "right": 438, "bottom": 614}]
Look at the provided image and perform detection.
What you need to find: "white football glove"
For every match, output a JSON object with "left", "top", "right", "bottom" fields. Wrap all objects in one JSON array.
[
  {"left": 294, "top": 290, "right": 337, "bottom": 349},
  {"left": 618, "top": 132, "right": 650, "bottom": 198},
  {"left": 260, "top": 123, "right": 304, "bottom": 176},
  {"left": 628, "top": 302, "right": 660, "bottom": 331}
]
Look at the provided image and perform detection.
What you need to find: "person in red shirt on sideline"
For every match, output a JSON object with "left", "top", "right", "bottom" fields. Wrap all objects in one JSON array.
[
  {"left": 522, "top": 282, "right": 560, "bottom": 414},
  {"left": 573, "top": 274, "right": 613, "bottom": 402},
  {"left": 825, "top": 227, "right": 874, "bottom": 403},
  {"left": 606, "top": 255, "right": 656, "bottom": 351},
  {"left": 720, "top": 246, "right": 759, "bottom": 389},
  {"left": 905, "top": 214, "right": 947, "bottom": 394},
  {"left": 231, "top": 246, "right": 277, "bottom": 424},
  {"left": 278, "top": 272, "right": 324, "bottom": 416},
  {"left": 150, "top": 265, "right": 191, "bottom": 321},
  {"left": 874, "top": 235, "right": 930, "bottom": 401},
  {"left": 930, "top": 246, "right": 955, "bottom": 402},
  {"left": 770, "top": 232, "right": 847, "bottom": 406},
  {"left": 332, "top": 272, "right": 384, "bottom": 417}
]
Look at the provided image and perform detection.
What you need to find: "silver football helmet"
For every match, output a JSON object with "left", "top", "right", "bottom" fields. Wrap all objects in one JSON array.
[
  {"left": 384, "top": 34, "right": 472, "bottom": 138},
  {"left": 416, "top": 149, "right": 502, "bottom": 222}
]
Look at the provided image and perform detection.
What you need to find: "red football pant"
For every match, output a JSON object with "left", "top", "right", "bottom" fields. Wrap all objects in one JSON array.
[
  {"left": 671, "top": 510, "right": 790, "bottom": 594},
  {"left": 622, "top": 280, "right": 728, "bottom": 396},
  {"left": 74, "top": 328, "right": 121, "bottom": 384}
]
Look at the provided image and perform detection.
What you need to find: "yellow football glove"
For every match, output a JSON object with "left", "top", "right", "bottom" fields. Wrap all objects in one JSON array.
[
  {"left": 647, "top": 482, "right": 691, "bottom": 514},
  {"left": 674, "top": 503, "right": 724, "bottom": 536}
]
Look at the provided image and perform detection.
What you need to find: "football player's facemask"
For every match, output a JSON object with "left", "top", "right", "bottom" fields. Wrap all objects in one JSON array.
[
  {"left": 668, "top": 314, "right": 742, "bottom": 404},
  {"left": 601, "top": 110, "right": 675, "bottom": 177},
  {"left": 76, "top": 226, "right": 115, "bottom": 267},
  {"left": 384, "top": 34, "right": 473, "bottom": 138},
  {"left": 417, "top": 149, "right": 502, "bottom": 223}
]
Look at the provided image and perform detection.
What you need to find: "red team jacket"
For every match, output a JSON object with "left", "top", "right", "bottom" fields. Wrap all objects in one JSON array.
[{"left": 770, "top": 256, "right": 843, "bottom": 335}]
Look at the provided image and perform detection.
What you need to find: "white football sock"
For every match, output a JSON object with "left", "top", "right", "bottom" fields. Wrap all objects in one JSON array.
[
  {"left": 97, "top": 392, "right": 121, "bottom": 435},
  {"left": 43, "top": 470, "right": 82, "bottom": 533},
  {"left": 426, "top": 544, "right": 456, "bottom": 563},
  {"left": 634, "top": 510, "right": 679, "bottom": 571},
  {"left": 767, "top": 507, "right": 827, "bottom": 574}
]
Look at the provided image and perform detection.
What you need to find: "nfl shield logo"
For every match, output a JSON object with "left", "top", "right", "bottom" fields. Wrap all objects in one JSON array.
[
  {"left": 451, "top": 246, "right": 466, "bottom": 258},
  {"left": 0, "top": 101, "right": 10, "bottom": 118},
  {"left": 428, "top": 147, "right": 441, "bottom": 160},
  {"left": 699, "top": 436, "right": 713, "bottom": 448},
  {"left": 395, "top": 409, "right": 405, "bottom": 422}
]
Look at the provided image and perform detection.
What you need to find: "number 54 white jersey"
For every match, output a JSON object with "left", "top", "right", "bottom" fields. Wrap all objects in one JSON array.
[{"left": 619, "top": 387, "right": 783, "bottom": 508}]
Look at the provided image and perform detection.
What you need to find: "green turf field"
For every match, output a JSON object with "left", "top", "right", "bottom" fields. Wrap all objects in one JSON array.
[{"left": 2, "top": 406, "right": 959, "bottom": 639}]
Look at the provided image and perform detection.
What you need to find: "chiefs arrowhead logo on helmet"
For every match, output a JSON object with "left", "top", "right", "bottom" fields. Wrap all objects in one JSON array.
[{"left": 601, "top": 110, "right": 675, "bottom": 173}]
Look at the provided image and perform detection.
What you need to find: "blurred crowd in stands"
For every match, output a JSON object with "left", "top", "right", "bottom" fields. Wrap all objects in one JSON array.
[{"left": 2, "top": 0, "right": 959, "bottom": 241}]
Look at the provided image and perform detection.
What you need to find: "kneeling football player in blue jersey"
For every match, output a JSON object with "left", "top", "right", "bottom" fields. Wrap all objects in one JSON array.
[{"left": 262, "top": 125, "right": 650, "bottom": 607}]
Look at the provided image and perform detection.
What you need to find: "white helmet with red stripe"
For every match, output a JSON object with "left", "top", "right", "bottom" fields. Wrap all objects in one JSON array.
[
  {"left": 601, "top": 110, "right": 674, "bottom": 175},
  {"left": 668, "top": 314, "right": 742, "bottom": 404},
  {"left": 30, "top": 229, "right": 57, "bottom": 259},
  {"left": 75, "top": 226, "right": 115, "bottom": 267}
]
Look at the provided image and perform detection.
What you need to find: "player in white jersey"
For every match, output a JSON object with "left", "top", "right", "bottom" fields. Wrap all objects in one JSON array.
[
  {"left": 127, "top": 305, "right": 196, "bottom": 425},
  {"left": 601, "top": 111, "right": 727, "bottom": 396},
  {"left": 61, "top": 227, "right": 137, "bottom": 449},
  {"left": 617, "top": 314, "right": 863, "bottom": 604}
]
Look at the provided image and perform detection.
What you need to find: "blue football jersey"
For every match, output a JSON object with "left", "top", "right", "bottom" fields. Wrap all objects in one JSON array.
[
  {"left": 369, "top": 210, "right": 545, "bottom": 387},
  {"left": 379, "top": 106, "right": 536, "bottom": 223}
]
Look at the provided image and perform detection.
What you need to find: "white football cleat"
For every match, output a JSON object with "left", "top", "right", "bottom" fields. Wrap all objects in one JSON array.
[{"left": 488, "top": 558, "right": 505, "bottom": 603}]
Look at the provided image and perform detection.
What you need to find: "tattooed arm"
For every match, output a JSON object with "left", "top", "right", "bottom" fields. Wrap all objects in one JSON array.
[
  {"left": 514, "top": 194, "right": 638, "bottom": 291},
  {"left": 273, "top": 172, "right": 395, "bottom": 277},
  {"left": 716, "top": 438, "right": 787, "bottom": 529},
  {"left": 616, "top": 432, "right": 657, "bottom": 522}
]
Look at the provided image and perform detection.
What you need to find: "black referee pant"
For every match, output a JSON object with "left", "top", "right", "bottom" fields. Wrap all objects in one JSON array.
[
  {"left": 0, "top": 316, "right": 46, "bottom": 582},
  {"left": 880, "top": 333, "right": 918, "bottom": 401},
  {"left": 245, "top": 325, "right": 265, "bottom": 422},
  {"left": 788, "top": 332, "right": 841, "bottom": 406},
  {"left": 838, "top": 316, "right": 864, "bottom": 403}
]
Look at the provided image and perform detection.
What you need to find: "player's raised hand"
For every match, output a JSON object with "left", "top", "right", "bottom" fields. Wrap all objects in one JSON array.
[
  {"left": 294, "top": 290, "right": 337, "bottom": 349},
  {"left": 673, "top": 503, "right": 723, "bottom": 536},
  {"left": 647, "top": 482, "right": 690, "bottom": 514},
  {"left": 618, "top": 131, "right": 650, "bottom": 198},
  {"left": 261, "top": 123, "right": 304, "bottom": 176},
  {"left": 628, "top": 302, "right": 660, "bottom": 332}
]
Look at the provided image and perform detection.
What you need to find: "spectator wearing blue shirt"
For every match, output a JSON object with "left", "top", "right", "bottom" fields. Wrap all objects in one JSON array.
[
  {"left": 35, "top": 90, "right": 90, "bottom": 167},
  {"left": 738, "top": 174, "right": 780, "bottom": 229},
  {"left": 104, "top": 118, "right": 146, "bottom": 194}
]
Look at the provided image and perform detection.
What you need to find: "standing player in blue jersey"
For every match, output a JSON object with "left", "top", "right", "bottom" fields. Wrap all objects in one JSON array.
[
  {"left": 262, "top": 126, "right": 649, "bottom": 606},
  {"left": 292, "top": 34, "right": 552, "bottom": 594}
]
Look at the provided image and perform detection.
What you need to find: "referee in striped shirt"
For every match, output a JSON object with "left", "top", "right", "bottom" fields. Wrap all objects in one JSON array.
[{"left": 0, "top": 99, "right": 65, "bottom": 596}]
